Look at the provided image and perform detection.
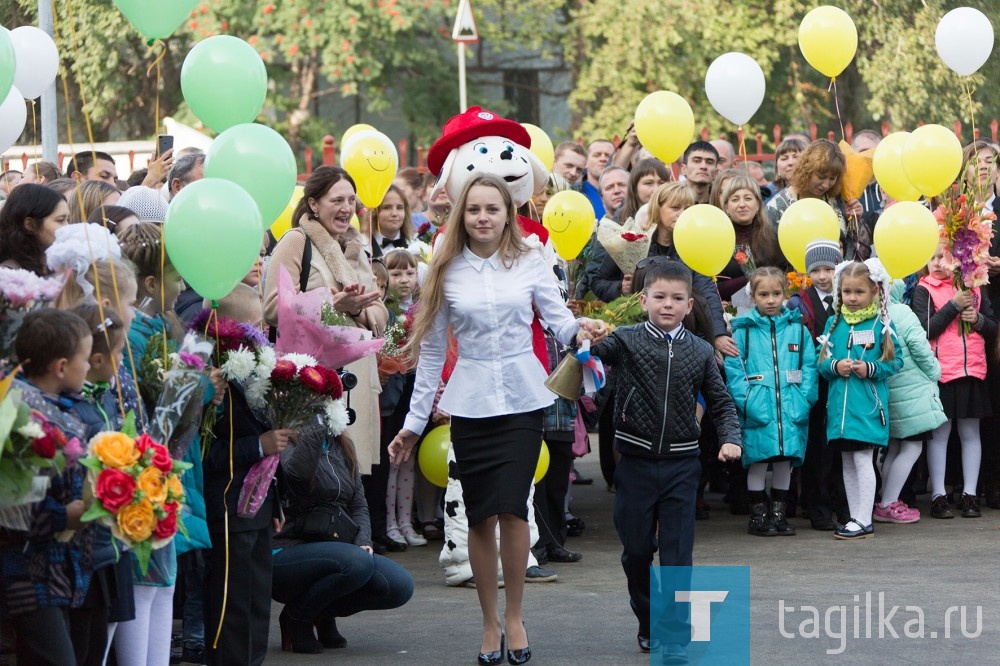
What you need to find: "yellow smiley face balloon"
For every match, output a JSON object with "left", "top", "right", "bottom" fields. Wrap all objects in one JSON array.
[
  {"left": 341, "top": 130, "right": 398, "bottom": 208},
  {"left": 543, "top": 190, "right": 594, "bottom": 261},
  {"left": 341, "top": 123, "right": 375, "bottom": 147}
]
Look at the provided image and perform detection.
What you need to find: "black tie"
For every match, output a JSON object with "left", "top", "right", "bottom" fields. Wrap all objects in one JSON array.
[
  {"left": 381, "top": 236, "right": 407, "bottom": 249},
  {"left": 823, "top": 295, "right": 834, "bottom": 315}
]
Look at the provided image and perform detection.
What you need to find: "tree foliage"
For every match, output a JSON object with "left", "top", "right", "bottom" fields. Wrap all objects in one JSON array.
[{"left": 4, "top": 0, "right": 1000, "bottom": 152}]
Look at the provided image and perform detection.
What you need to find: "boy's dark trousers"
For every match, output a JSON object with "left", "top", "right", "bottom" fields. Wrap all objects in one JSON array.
[
  {"left": 613, "top": 452, "right": 699, "bottom": 639},
  {"left": 800, "top": 380, "right": 847, "bottom": 525}
]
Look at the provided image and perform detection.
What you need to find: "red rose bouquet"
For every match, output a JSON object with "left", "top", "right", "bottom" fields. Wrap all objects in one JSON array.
[
  {"left": 0, "top": 371, "right": 83, "bottom": 528},
  {"left": 80, "top": 416, "right": 191, "bottom": 574},
  {"left": 239, "top": 353, "right": 350, "bottom": 518}
]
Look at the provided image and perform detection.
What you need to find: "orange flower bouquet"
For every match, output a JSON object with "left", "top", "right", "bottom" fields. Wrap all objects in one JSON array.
[{"left": 80, "top": 415, "right": 191, "bottom": 574}]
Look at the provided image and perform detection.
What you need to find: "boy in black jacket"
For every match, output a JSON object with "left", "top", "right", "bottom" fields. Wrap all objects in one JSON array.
[{"left": 588, "top": 261, "right": 742, "bottom": 663}]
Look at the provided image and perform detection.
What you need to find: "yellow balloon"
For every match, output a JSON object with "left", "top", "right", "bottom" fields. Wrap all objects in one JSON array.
[
  {"left": 902, "top": 124, "right": 963, "bottom": 198},
  {"left": 872, "top": 132, "right": 922, "bottom": 203},
  {"left": 341, "top": 130, "right": 398, "bottom": 208},
  {"left": 270, "top": 184, "right": 303, "bottom": 240},
  {"left": 418, "top": 425, "right": 452, "bottom": 488},
  {"left": 798, "top": 6, "right": 858, "bottom": 78},
  {"left": 341, "top": 123, "right": 375, "bottom": 147},
  {"left": 349, "top": 213, "right": 360, "bottom": 230},
  {"left": 873, "top": 202, "right": 939, "bottom": 279},
  {"left": 521, "top": 123, "right": 554, "bottom": 172},
  {"left": 777, "top": 199, "right": 841, "bottom": 273},
  {"left": 634, "top": 91, "right": 695, "bottom": 164},
  {"left": 543, "top": 190, "right": 594, "bottom": 260},
  {"left": 673, "top": 205, "right": 736, "bottom": 277},
  {"left": 533, "top": 441, "right": 550, "bottom": 485}
]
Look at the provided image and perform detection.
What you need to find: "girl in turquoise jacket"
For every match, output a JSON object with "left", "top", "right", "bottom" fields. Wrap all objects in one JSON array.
[
  {"left": 726, "top": 267, "right": 818, "bottom": 537},
  {"left": 818, "top": 260, "right": 901, "bottom": 540}
]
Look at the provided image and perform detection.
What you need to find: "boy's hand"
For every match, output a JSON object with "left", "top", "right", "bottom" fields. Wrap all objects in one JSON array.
[
  {"left": 577, "top": 318, "right": 608, "bottom": 344},
  {"left": 718, "top": 443, "right": 741, "bottom": 462},
  {"left": 65, "top": 499, "right": 85, "bottom": 531}
]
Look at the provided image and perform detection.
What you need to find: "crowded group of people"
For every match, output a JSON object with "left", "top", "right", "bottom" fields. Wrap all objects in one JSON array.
[{"left": 2, "top": 113, "right": 1000, "bottom": 666}]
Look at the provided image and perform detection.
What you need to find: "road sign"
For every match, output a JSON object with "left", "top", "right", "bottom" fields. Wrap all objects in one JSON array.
[{"left": 452, "top": 0, "right": 479, "bottom": 43}]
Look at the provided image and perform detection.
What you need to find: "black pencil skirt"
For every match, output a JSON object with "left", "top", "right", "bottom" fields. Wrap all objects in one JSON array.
[{"left": 450, "top": 409, "right": 544, "bottom": 526}]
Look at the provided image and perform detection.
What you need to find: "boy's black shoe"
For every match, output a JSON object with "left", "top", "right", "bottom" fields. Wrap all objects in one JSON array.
[
  {"left": 930, "top": 495, "right": 954, "bottom": 519},
  {"left": 637, "top": 634, "right": 661, "bottom": 653},
  {"left": 545, "top": 545, "right": 582, "bottom": 562},
  {"left": 961, "top": 494, "right": 982, "bottom": 518}
]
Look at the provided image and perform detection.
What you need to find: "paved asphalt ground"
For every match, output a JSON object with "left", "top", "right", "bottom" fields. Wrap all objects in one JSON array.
[{"left": 254, "top": 448, "right": 999, "bottom": 665}]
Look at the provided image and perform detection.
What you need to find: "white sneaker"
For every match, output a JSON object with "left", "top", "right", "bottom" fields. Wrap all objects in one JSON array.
[{"left": 401, "top": 527, "right": 427, "bottom": 546}]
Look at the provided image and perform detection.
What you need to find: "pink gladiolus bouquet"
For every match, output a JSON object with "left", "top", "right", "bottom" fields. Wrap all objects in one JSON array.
[{"left": 935, "top": 186, "right": 996, "bottom": 289}]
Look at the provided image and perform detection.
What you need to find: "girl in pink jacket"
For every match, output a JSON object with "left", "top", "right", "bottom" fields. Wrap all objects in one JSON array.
[{"left": 911, "top": 246, "right": 997, "bottom": 519}]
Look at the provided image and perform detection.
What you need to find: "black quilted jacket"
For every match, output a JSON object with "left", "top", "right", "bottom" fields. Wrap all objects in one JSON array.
[{"left": 590, "top": 322, "right": 742, "bottom": 458}]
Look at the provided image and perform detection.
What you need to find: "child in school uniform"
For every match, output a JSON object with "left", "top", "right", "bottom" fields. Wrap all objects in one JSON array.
[
  {"left": 726, "top": 267, "right": 818, "bottom": 537},
  {"left": 787, "top": 240, "right": 845, "bottom": 530},
  {"left": 817, "top": 259, "right": 902, "bottom": 540},
  {"left": 588, "top": 261, "right": 742, "bottom": 662}
]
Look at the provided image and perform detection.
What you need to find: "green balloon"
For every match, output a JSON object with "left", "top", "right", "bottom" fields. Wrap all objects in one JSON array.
[
  {"left": 0, "top": 29, "right": 15, "bottom": 104},
  {"left": 181, "top": 36, "right": 267, "bottom": 133},
  {"left": 204, "top": 124, "right": 297, "bottom": 230},
  {"left": 113, "top": 0, "right": 199, "bottom": 39},
  {"left": 164, "top": 178, "right": 263, "bottom": 301}
]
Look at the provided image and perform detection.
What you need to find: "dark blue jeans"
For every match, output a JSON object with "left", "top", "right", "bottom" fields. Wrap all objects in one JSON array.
[
  {"left": 613, "top": 453, "right": 699, "bottom": 638},
  {"left": 272, "top": 542, "right": 414, "bottom": 621}
]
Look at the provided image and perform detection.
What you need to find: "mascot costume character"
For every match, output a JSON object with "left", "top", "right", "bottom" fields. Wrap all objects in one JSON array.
[{"left": 425, "top": 106, "right": 559, "bottom": 586}]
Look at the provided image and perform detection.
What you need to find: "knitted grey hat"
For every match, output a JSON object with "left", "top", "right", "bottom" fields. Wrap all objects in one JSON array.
[
  {"left": 118, "top": 186, "right": 169, "bottom": 223},
  {"left": 804, "top": 239, "right": 842, "bottom": 273}
]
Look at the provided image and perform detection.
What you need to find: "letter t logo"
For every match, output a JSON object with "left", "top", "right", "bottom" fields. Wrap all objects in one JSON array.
[{"left": 676, "top": 591, "right": 729, "bottom": 641}]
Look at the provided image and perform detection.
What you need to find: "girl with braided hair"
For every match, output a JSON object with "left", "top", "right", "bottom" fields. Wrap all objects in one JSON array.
[{"left": 818, "top": 259, "right": 901, "bottom": 540}]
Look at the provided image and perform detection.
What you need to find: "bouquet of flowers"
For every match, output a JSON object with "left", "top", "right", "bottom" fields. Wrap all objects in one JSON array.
[
  {"left": 416, "top": 220, "right": 435, "bottom": 245},
  {"left": 934, "top": 186, "right": 996, "bottom": 332},
  {"left": 376, "top": 304, "right": 417, "bottom": 382},
  {"left": 0, "top": 268, "right": 66, "bottom": 371},
  {"left": 0, "top": 371, "right": 83, "bottom": 528},
  {"left": 80, "top": 419, "right": 190, "bottom": 574},
  {"left": 734, "top": 244, "right": 757, "bottom": 278},
  {"left": 240, "top": 353, "right": 348, "bottom": 518},
  {"left": 139, "top": 332, "right": 214, "bottom": 459},
  {"left": 275, "top": 266, "right": 384, "bottom": 369},
  {"left": 785, "top": 271, "right": 812, "bottom": 299},
  {"left": 188, "top": 311, "right": 277, "bottom": 444},
  {"left": 573, "top": 292, "right": 645, "bottom": 334},
  {"left": 597, "top": 217, "right": 652, "bottom": 276}
]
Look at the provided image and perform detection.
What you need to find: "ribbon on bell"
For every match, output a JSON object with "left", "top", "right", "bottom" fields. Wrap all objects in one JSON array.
[{"left": 575, "top": 340, "right": 606, "bottom": 394}]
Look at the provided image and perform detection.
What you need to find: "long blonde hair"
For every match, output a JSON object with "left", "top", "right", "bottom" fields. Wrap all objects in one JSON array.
[{"left": 405, "top": 173, "right": 526, "bottom": 356}]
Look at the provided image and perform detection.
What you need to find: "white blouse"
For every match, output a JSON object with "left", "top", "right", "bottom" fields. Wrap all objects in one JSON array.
[{"left": 403, "top": 245, "right": 580, "bottom": 434}]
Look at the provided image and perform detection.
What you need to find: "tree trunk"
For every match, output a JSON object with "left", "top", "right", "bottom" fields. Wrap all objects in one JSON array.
[{"left": 287, "top": 52, "right": 318, "bottom": 155}]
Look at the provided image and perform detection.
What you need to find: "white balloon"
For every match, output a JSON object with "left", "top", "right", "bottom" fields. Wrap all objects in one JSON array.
[
  {"left": 704, "top": 52, "right": 765, "bottom": 126},
  {"left": 0, "top": 86, "right": 27, "bottom": 153},
  {"left": 935, "top": 7, "right": 994, "bottom": 76},
  {"left": 10, "top": 26, "right": 59, "bottom": 99}
]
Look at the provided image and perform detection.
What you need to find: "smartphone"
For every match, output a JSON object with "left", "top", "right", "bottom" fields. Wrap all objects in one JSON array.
[{"left": 157, "top": 134, "right": 174, "bottom": 158}]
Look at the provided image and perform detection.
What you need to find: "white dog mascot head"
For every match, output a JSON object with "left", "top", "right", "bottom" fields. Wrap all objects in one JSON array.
[{"left": 426, "top": 106, "right": 548, "bottom": 208}]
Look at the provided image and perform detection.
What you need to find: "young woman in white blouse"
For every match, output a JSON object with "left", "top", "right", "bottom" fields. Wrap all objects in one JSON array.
[{"left": 389, "top": 174, "right": 605, "bottom": 665}]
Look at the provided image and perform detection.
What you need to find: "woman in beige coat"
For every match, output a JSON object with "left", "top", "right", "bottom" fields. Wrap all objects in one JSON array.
[{"left": 264, "top": 166, "right": 388, "bottom": 473}]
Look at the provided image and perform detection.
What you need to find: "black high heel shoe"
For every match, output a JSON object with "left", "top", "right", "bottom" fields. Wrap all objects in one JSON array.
[
  {"left": 478, "top": 632, "right": 505, "bottom": 665},
  {"left": 315, "top": 616, "right": 347, "bottom": 649},
  {"left": 279, "top": 608, "right": 323, "bottom": 654},
  {"left": 507, "top": 626, "right": 530, "bottom": 665}
]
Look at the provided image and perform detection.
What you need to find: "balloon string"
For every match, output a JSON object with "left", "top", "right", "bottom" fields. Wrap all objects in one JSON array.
[
  {"left": 963, "top": 76, "right": 985, "bottom": 202},
  {"left": 211, "top": 390, "right": 235, "bottom": 650},
  {"left": 831, "top": 77, "right": 846, "bottom": 141},
  {"left": 57, "top": 0, "right": 142, "bottom": 424},
  {"left": 30, "top": 100, "right": 38, "bottom": 165},
  {"left": 146, "top": 40, "right": 165, "bottom": 134},
  {"left": 737, "top": 126, "right": 747, "bottom": 167}
]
